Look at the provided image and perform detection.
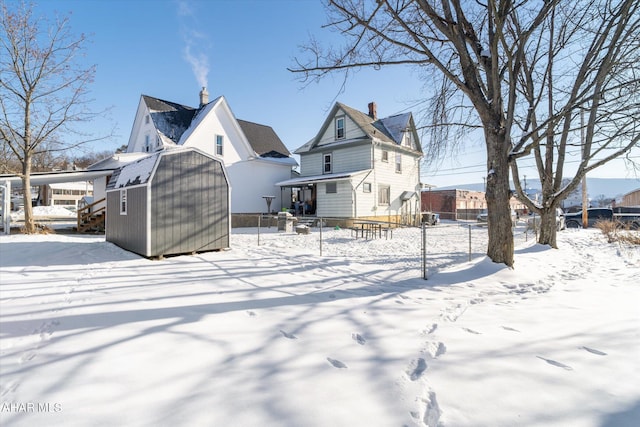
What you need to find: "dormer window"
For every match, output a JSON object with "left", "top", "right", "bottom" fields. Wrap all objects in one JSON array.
[{"left": 335, "top": 116, "right": 345, "bottom": 140}]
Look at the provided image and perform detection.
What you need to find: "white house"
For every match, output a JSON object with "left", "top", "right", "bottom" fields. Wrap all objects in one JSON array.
[
  {"left": 277, "top": 102, "right": 423, "bottom": 223},
  {"left": 124, "top": 89, "right": 297, "bottom": 214}
]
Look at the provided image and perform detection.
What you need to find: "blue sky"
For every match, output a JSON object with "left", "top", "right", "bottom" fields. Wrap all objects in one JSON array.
[{"left": 29, "top": 0, "right": 640, "bottom": 188}]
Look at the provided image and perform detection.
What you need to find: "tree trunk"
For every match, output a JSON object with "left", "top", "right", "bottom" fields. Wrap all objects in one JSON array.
[
  {"left": 484, "top": 131, "right": 514, "bottom": 267},
  {"left": 21, "top": 154, "right": 35, "bottom": 233},
  {"left": 537, "top": 207, "right": 558, "bottom": 248}
]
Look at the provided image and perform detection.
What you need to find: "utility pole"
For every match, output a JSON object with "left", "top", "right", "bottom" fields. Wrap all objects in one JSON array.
[{"left": 581, "top": 109, "right": 588, "bottom": 228}]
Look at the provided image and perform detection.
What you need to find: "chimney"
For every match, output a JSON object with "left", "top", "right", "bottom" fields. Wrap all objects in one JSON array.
[
  {"left": 368, "top": 102, "right": 377, "bottom": 120},
  {"left": 199, "top": 87, "right": 209, "bottom": 107}
]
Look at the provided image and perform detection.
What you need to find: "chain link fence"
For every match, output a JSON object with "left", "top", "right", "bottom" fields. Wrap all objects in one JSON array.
[{"left": 234, "top": 217, "right": 536, "bottom": 280}]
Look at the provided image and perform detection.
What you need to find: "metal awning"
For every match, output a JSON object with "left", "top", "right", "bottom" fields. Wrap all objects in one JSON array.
[
  {"left": 276, "top": 169, "right": 372, "bottom": 187},
  {"left": 400, "top": 191, "right": 418, "bottom": 201}
]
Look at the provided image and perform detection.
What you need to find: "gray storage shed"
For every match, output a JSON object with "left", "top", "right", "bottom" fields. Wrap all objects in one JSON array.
[{"left": 106, "top": 148, "right": 230, "bottom": 258}]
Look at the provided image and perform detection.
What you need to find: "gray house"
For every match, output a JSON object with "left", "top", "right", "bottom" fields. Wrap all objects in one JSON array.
[{"left": 106, "top": 148, "right": 230, "bottom": 258}]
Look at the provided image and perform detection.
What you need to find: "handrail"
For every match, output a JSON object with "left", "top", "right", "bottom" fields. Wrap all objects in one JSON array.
[{"left": 77, "top": 197, "right": 106, "bottom": 231}]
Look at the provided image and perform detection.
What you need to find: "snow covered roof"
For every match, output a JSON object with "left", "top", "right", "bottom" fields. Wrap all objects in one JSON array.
[
  {"left": 142, "top": 95, "right": 198, "bottom": 145},
  {"left": 106, "top": 153, "right": 158, "bottom": 189},
  {"left": 88, "top": 152, "right": 153, "bottom": 171},
  {"left": 378, "top": 113, "right": 411, "bottom": 144},
  {"left": 141, "top": 94, "right": 294, "bottom": 160}
]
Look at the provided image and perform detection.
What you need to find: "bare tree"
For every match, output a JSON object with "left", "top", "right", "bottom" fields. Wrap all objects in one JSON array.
[
  {"left": 0, "top": 1, "right": 104, "bottom": 233},
  {"left": 510, "top": 0, "right": 640, "bottom": 247},
  {"left": 291, "top": 0, "right": 639, "bottom": 264}
]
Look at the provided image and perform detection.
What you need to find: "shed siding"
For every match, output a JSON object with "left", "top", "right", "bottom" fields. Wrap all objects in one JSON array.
[
  {"left": 106, "top": 186, "right": 148, "bottom": 255},
  {"left": 150, "top": 150, "right": 229, "bottom": 256}
]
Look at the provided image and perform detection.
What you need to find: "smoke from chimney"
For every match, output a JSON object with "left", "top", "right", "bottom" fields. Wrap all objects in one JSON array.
[
  {"left": 178, "top": 1, "right": 210, "bottom": 93},
  {"left": 368, "top": 102, "right": 377, "bottom": 120},
  {"left": 199, "top": 87, "right": 209, "bottom": 107}
]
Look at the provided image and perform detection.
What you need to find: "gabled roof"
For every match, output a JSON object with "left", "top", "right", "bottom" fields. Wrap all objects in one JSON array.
[
  {"left": 237, "top": 119, "right": 291, "bottom": 158},
  {"left": 139, "top": 94, "right": 294, "bottom": 161},
  {"left": 295, "top": 102, "right": 422, "bottom": 154}
]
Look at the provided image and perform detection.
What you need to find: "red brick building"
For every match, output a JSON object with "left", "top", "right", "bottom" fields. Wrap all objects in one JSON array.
[{"left": 421, "top": 188, "right": 525, "bottom": 220}]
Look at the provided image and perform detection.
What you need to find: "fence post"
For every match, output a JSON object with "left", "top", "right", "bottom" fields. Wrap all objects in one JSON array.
[
  {"left": 257, "top": 214, "right": 261, "bottom": 246},
  {"left": 319, "top": 217, "right": 323, "bottom": 257},
  {"left": 422, "top": 222, "right": 428, "bottom": 280},
  {"left": 468, "top": 224, "right": 472, "bottom": 262}
]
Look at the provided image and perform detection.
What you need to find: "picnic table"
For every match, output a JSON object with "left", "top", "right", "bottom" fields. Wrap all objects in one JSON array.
[{"left": 351, "top": 220, "right": 392, "bottom": 239}]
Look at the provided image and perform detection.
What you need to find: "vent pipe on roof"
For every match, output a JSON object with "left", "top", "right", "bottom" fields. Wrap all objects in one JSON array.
[
  {"left": 368, "top": 102, "right": 377, "bottom": 120},
  {"left": 199, "top": 87, "right": 209, "bottom": 107}
]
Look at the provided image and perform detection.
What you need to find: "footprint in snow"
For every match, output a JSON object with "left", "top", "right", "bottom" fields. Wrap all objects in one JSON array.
[
  {"left": 425, "top": 341, "right": 446, "bottom": 358},
  {"left": 351, "top": 333, "right": 366, "bottom": 345},
  {"left": 246, "top": 311, "right": 256, "bottom": 317},
  {"left": 462, "top": 327, "right": 481, "bottom": 334},
  {"left": 537, "top": 356, "right": 573, "bottom": 370},
  {"left": 501, "top": 326, "right": 520, "bottom": 332},
  {"left": 327, "top": 358, "right": 347, "bottom": 369},
  {"left": 423, "top": 323, "right": 438, "bottom": 335},
  {"left": 581, "top": 346, "right": 607, "bottom": 356},
  {"left": 280, "top": 330, "right": 297, "bottom": 339},
  {"left": 406, "top": 358, "right": 427, "bottom": 381}
]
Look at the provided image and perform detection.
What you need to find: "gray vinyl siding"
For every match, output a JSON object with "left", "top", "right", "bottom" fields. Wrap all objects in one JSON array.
[
  {"left": 106, "top": 186, "right": 148, "bottom": 256},
  {"left": 300, "top": 144, "right": 372, "bottom": 177},
  {"left": 106, "top": 149, "right": 229, "bottom": 258},
  {"left": 150, "top": 151, "right": 229, "bottom": 256}
]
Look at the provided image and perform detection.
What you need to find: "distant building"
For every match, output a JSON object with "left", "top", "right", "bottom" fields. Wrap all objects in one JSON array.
[
  {"left": 421, "top": 188, "right": 525, "bottom": 220},
  {"left": 39, "top": 182, "right": 93, "bottom": 209},
  {"left": 620, "top": 188, "right": 640, "bottom": 207}
]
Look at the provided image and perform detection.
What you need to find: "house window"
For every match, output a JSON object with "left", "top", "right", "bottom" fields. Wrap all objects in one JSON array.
[
  {"left": 145, "top": 115, "right": 150, "bottom": 124},
  {"left": 381, "top": 150, "right": 389, "bottom": 162},
  {"left": 335, "top": 116, "right": 345, "bottom": 139},
  {"left": 326, "top": 182, "right": 337, "bottom": 193},
  {"left": 404, "top": 130, "right": 412, "bottom": 147},
  {"left": 216, "top": 135, "right": 224, "bottom": 156},
  {"left": 323, "top": 153, "right": 332, "bottom": 174},
  {"left": 120, "top": 189, "right": 127, "bottom": 215},
  {"left": 363, "top": 183, "right": 372, "bottom": 193},
  {"left": 144, "top": 135, "right": 150, "bottom": 152},
  {"left": 395, "top": 153, "right": 402, "bottom": 173},
  {"left": 378, "top": 185, "right": 390, "bottom": 206}
]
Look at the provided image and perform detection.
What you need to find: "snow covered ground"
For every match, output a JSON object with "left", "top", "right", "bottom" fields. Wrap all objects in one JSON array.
[{"left": 0, "top": 225, "right": 639, "bottom": 427}]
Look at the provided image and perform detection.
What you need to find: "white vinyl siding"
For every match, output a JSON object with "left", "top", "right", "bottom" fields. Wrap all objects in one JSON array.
[
  {"left": 316, "top": 181, "right": 353, "bottom": 217},
  {"left": 317, "top": 110, "right": 366, "bottom": 146}
]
